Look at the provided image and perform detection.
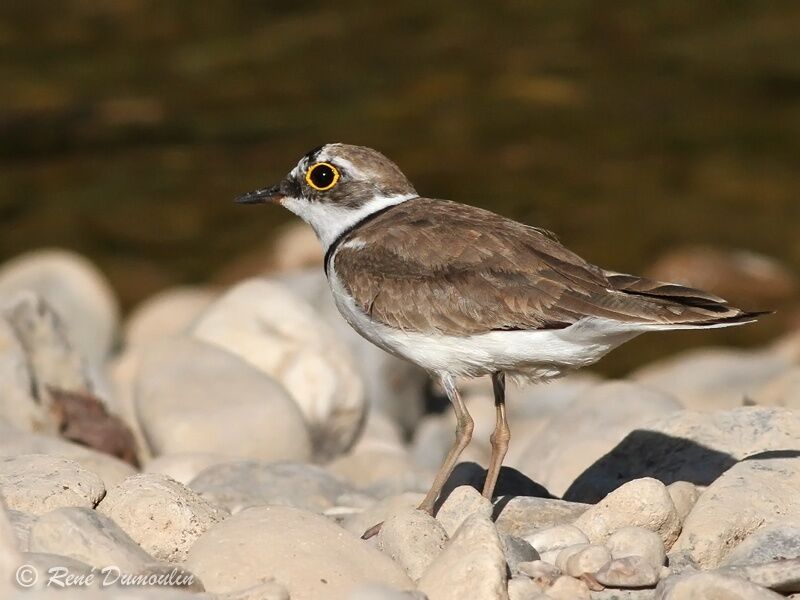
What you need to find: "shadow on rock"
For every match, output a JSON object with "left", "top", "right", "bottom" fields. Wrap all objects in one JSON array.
[
  {"left": 435, "top": 461, "right": 554, "bottom": 512},
  {"left": 563, "top": 430, "right": 738, "bottom": 503}
]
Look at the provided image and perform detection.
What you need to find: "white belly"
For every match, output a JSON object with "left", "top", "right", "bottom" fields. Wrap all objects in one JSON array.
[{"left": 327, "top": 265, "right": 643, "bottom": 380}]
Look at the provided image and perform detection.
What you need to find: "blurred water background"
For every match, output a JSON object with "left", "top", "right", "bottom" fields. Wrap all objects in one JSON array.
[{"left": 1, "top": 1, "right": 799, "bottom": 373}]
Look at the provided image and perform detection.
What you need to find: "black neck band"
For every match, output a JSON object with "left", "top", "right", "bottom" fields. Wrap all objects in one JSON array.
[{"left": 323, "top": 202, "right": 404, "bottom": 277}]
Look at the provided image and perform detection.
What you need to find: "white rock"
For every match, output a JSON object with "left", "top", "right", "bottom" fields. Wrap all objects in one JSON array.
[
  {"left": 418, "top": 513, "right": 508, "bottom": 600},
  {"left": 573, "top": 478, "right": 680, "bottom": 548},
  {"left": 144, "top": 452, "right": 233, "bottom": 485},
  {"left": 217, "top": 580, "right": 290, "bottom": 600},
  {"left": 502, "top": 533, "right": 540, "bottom": 576},
  {"left": 14, "top": 551, "right": 96, "bottom": 592},
  {"left": 347, "top": 583, "right": 427, "bottom": 600},
  {"left": 28, "top": 507, "right": 155, "bottom": 571},
  {"left": 495, "top": 497, "right": 589, "bottom": 540},
  {"left": 0, "top": 423, "right": 135, "bottom": 488},
  {"left": 716, "top": 559, "right": 800, "bottom": 594},
  {"left": 191, "top": 278, "right": 365, "bottom": 458},
  {"left": 562, "top": 544, "right": 612, "bottom": 577},
  {"left": 525, "top": 524, "right": 590, "bottom": 558},
  {"left": 0, "top": 499, "right": 21, "bottom": 597},
  {"left": 435, "top": 485, "right": 493, "bottom": 537},
  {"left": 0, "top": 455, "right": 105, "bottom": 515},
  {"left": 671, "top": 454, "right": 800, "bottom": 568},
  {"left": 607, "top": 527, "right": 667, "bottom": 571},
  {"left": 657, "top": 571, "right": 785, "bottom": 599},
  {"left": 124, "top": 286, "right": 216, "bottom": 346},
  {"left": 517, "top": 560, "right": 562, "bottom": 588},
  {"left": 134, "top": 337, "right": 311, "bottom": 462},
  {"left": 546, "top": 575, "right": 590, "bottom": 599},
  {"left": 377, "top": 508, "right": 448, "bottom": 581},
  {"left": 328, "top": 447, "right": 431, "bottom": 498},
  {"left": 7, "top": 509, "right": 36, "bottom": 551},
  {"left": 513, "top": 381, "right": 681, "bottom": 496},
  {"left": 595, "top": 556, "right": 659, "bottom": 588},
  {"left": 753, "top": 367, "right": 800, "bottom": 408},
  {"left": 189, "top": 460, "right": 359, "bottom": 514},
  {"left": 185, "top": 505, "right": 412, "bottom": 595},
  {"left": 508, "top": 576, "right": 547, "bottom": 600},
  {"left": 0, "top": 249, "right": 119, "bottom": 363},
  {"left": 566, "top": 407, "right": 800, "bottom": 503},
  {"left": 279, "top": 269, "right": 428, "bottom": 433},
  {"left": 340, "top": 492, "right": 425, "bottom": 538},
  {"left": 721, "top": 524, "right": 800, "bottom": 566},
  {"left": 633, "top": 348, "right": 791, "bottom": 410},
  {"left": 97, "top": 473, "right": 228, "bottom": 562},
  {"left": 666, "top": 482, "right": 700, "bottom": 524},
  {"left": 0, "top": 317, "right": 48, "bottom": 431}
]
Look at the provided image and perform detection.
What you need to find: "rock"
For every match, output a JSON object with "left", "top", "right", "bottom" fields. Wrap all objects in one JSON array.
[
  {"left": 328, "top": 447, "right": 431, "bottom": 498},
  {"left": 124, "top": 286, "right": 216, "bottom": 346},
  {"left": 518, "top": 560, "right": 562, "bottom": 588},
  {"left": 665, "top": 482, "right": 699, "bottom": 524},
  {"left": 0, "top": 317, "right": 48, "bottom": 432},
  {"left": 656, "top": 571, "right": 785, "bottom": 599},
  {"left": 8, "top": 509, "right": 36, "bottom": 551},
  {"left": 29, "top": 507, "right": 155, "bottom": 571},
  {"left": 340, "top": 492, "right": 426, "bottom": 538},
  {"left": 144, "top": 453, "right": 233, "bottom": 485},
  {"left": 217, "top": 580, "right": 290, "bottom": 600},
  {"left": 591, "top": 590, "right": 657, "bottom": 600},
  {"left": 496, "top": 497, "right": 589, "bottom": 539},
  {"left": 546, "top": 575, "right": 591, "bottom": 599},
  {"left": 671, "top": 453, "right": 800, "bottom": 567},
  {"left": 185, "top": 505, "right": 412, "bottom": 595},
  {"left": 513, "top": 381, "right": 681, "bottom": 496},
  {"left": 562, "top": 545, "right": 612, "bottom": 577},
  {"left": 633, "top": 348, "right": 792, "bottom": 410},
  {"left": 347, "top": 584, "right": 427, "bottom": 600},
  {"left": 440, "top": 461, "right": 554, "bottom": 501},
  {"left": 595, "top": 556, "right": 659, "bottom": 588},
  {"left": 97, "top": 473, "right": 227, "bottom": 562},
  {"left": 191, "top": 279, "right": 365, "bottom": 458},
  {"left": 566, "top": 407, "right": 800, "bottom": 503},
  {"left": 753, "top": 367, "right": 800, "bottom": 408},
  {"left": 721, "top": 524, "right": 800, "bottom": 566},
  {"left": 1, "top": 500, "right": 21, "bottom": 597},
  {"left": 502, "top": 533, "right": 540, "bottom": 576},
  {"left": 0, "top": 455, "right": 105, "bottom": 515},
  {"left": 418, "top": 513, "right": 508, "bottom": 600},
  {"left": 573, "top": 478, "right": 680, "bottom": 548},
  {"left": 435, "top": 485, "right": 493, "bottom": 537},
  {"left": 135, "top": 338, "right": 311, "bottom": 462},
  {"left": 525, "top": 525, "right": 590, "bottom": 562},
  {"left": 607, "top": 528, "right": 666, "bottom": 571},
  {"left": 716, "top": 560, "right": 800, "bottom": 594},
  {"left": 15, "top": 551, "right": 95, "bottom": 591},
  {"left": 279, "top": 269, "right": 428, "bottom": 433},
  {"left": 376, "top": 508, "right": 448, "bottom": 581},
  {"left": 508, "top": 576, "right": 547, "bottom": 600},
  {"left": 0, "top": 423, "right": 135, "bottom": 488},
  {"left": 0, "top": 249, "right": 119, "bottom": 363},
  {"left": 189, "top": 460, "right": 360, "bottom": 514}
]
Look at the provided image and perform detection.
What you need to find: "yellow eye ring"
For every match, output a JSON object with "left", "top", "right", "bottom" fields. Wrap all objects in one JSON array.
[{"left": 305, "top": 162, "right": 340, "bottom": 191}]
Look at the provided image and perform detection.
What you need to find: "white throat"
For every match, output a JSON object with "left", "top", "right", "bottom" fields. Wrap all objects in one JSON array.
[{"left": 281, "top": 193, "right": 416, "bottom": 251}]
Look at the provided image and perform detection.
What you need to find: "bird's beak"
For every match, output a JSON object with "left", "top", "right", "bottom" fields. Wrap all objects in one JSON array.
[{"left": 235, "top": 184, "right": 284, "bottom": 205}]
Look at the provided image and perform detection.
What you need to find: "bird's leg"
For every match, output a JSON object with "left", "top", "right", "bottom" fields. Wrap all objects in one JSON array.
[
  {"left": 362, "top": 373, "right": 473, "bottom": 540},
  {"left": 416, "top": 372, "right": 474, "bottom": 515},
  {"left": 482, "top": 371, "right": 510, "bottom": 500}
]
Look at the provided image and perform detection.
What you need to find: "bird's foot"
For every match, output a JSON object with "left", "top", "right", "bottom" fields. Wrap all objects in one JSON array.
[{"left": 361, "top": 521, "right": 383, "bottom": 540}]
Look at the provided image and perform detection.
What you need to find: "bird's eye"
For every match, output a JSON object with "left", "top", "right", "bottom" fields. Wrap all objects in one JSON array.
[{"left": 305, "top": 162, "right": 340, "bottom": 191}]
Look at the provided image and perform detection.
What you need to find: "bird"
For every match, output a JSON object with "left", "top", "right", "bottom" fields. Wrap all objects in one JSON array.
[{"left": 237, "top": 143, "right": 765, "bottom": 537}]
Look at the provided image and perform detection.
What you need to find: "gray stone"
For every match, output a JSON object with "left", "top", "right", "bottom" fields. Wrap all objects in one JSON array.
[
  {"left": 595, "top": 556, "right": 659, "bottom": 589},
  {"left": 0, "top": 455, "right": 105, "bottom": 515},
  {"left": 16, "top": 552, "right": 96, "bottom": 591},
  {"left": 721, "top": 524, "right": 800, "bottom": 566},
  {"left": 656, "top": 571, "right": 784, "bottom": 600},
  {"left": 0, "top": 500, "right": 21, "bottom": 597},
  {"left": 376, "top": 508, "right": 448, "bottom": 581},
  {"left": 97, "top": 473, "right": 228, "bottom": 562},
  {"left": 607, "top": 527, "right": 666, "bottom": 571},
  {"left": 417, "top": 513, "right": 508, "bottom": 600},
  {"left": 501, "top": 533, "right": 540, "bottom": 576},
  {"left": 185, "top": 505, "right": 412, "bottom": 595},
  {"left": 134, "top": 337, "right": 312, "bottom": 462},
  {"left": 716, "top": 559, "right": 800, "bottom": 594},
  {"left": 573, "top": 478, "right": 680, "bottom": 548},
  {"left": 0, "top": 317, "right": 49, "bottom": 432},
  {"left": 8, "top": 509, "right": 36, "bottom": 551},
  {"left": 566, "top": 407, "right": 800, "bottom": 504},
  {"left": 671, "top": 454, "right": 800, "bottom": 567},
  {"left": 189, "top": 460, "right": 360, "bottom": 514},
  {"left": 665, "top": 482, "right": 699, "bottom": 524},
  {"left": 495, "top": 496, "right": 589, "bottom": 539},
  {"left": 435, "top": 485, "right": 493, "bottom": 537},
  {"left": 513, "top": 381, "right": 681, "bottom": 496},
  {"left": 28, "top": 507, "right": 155, "bottom": 571},
  {"left": 191, "top": 279, "right": 366, "bottom": 459}
]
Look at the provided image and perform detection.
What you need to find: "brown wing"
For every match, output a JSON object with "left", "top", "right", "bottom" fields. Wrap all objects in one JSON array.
[{"left": 333, "top": 198, "right": 752, "bottom": 335}]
